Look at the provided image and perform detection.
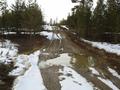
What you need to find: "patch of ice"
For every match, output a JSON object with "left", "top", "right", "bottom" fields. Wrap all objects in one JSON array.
[
  {"left": 59, "top": 67, "right": 94, "bottom": 90},
  {"left": 89, "top": 67, "right": 100, "bottom": 75},
  {"left": 108, "top": 67, "right": 120, "bottom": 79},
  {"left": 98, "top": 77, "right": 119, "bottom": 90}
]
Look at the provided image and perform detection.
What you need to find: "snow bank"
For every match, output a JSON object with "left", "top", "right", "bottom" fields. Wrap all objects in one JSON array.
[
  {"left": 59, "top": 67, "right": 94, "bottom": 90},
  {"left": 12, "top": 50, "right": 47, "bottom": 90},
  {"left": 40, "top": 31, "right": 62, "bottom": 40},
  {"left": 82, "top": 39, "right": 120, "bottom": 55}
]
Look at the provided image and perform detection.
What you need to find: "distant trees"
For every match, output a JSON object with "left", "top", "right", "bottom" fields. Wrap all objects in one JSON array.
[
  {"left": 65, "top": 0, "right": 93, "bottom": 38},
  {"left": 91, "top": 0, "right": 106, "bottom": 39},
  {"left": 0, "top": 0, "right": 43, "bottom": 34},
  {"left": 63, "top": 0, "right": 120, "bottom": 42}
]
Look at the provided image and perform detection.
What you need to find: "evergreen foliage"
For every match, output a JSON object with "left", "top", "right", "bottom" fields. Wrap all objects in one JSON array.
[
  {"left": 63, "top": 0, "right": 120, "bottom": 42},
  {"left": 0, "top": 0, "right": 43, "bottom": 34}
]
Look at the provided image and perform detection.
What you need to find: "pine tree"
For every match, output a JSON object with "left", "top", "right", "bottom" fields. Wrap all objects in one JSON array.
[{"left": 106, "top": 0, "right": 118, "bottom": 33}]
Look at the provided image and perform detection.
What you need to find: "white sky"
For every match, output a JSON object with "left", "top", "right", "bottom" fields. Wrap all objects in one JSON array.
[
  {"left": 38, "top": 0, "right": 79, "bottom": 23},
  {"left": 7, "top": 0, "right": 97, "bottom": 23}
]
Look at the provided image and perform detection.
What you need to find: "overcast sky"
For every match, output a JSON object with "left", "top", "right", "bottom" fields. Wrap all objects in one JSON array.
[{"left": 7, "top": 0, "right": 97, "bottom": 23}]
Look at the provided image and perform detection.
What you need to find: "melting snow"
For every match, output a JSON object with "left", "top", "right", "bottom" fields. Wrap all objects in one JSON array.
[
  {"left": 60, "top": 25, "right": 69, "bottom": 30},
  {"left": 40, "top": 31, "right": 62, "bottom": 40},
  {"left": 0, "top": 40, "right": 18, "bottom": 64},
  {"left": 98, "top": 77, "right": 119, "bottom": 90},
  {"left": 12, "top": 50, "right": 47, "bottom": 90},
  {"left": 9, "top": 55, "right": 30, "bottom": 76},
  {"left": 59, "top": 67, "right": 94, "bottom": 90},
  {"left": 43, "top": 25, "right": 53, "bottom": 30},
  {"left": 89, "top": 67, "right": 100, "bottom": 75},
  {"left": 39, "top": 53, "right": 72, "bottom": 68},
  {"left": 108, "top": 67, "right": 120, "bottom": 79},
  {"left": 82, "top": 39, "right": 120, "bottom": 55}
]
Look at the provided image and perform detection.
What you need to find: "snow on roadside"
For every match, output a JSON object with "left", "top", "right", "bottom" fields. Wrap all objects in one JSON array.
[
  {"left": 12, "top": 50, "right": 47, "bottom": 90},
  {"left": 98, "top": 77, "right": 119, "bottom": 90},
  {"left": 0, "top": 40, "right": 18, "bottom": 64},
  {"left": 59, "top": 67, "right": 94, "bottom": 90},
  {"left": 9, "top": 55, "right": 30, "bottom": 76},
  {"left": 108, "top": 67, "right": 120, "bottom": 79},
  {"left": 40, "top": 31, "right": 62, "bottom": 40},
  {"left": 82, "top": 39, "right": 120, "bottom": 55}
]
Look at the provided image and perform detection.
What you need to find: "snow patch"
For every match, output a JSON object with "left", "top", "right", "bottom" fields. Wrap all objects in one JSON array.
[
  {"left": 40, "top": 31, "right": 62, "bottom": 40},
  {"left": 60, "top": 25, "right": 69, "bottom": 30},
  {"left": 98, "top": 77, "right": 119, "bottom": 90},
  {"left": 9, "top": 55, "right": 30, "bottom": 76},
  {"left": 0, "top": 40, "right": 18, "bottom": 64},
  {"left": 108, "top": 67, "right": 120, "bottom": 79},
  {"left": 43, "top": 25, "right": 53, "bottom": 30},
  {"left": 39, "top": 53, "right": 72, "bottom": 68},
  {"left": 12, "top": 50, "right": 47, "bottom": 90},
  {"left": 59, "top": 67, "right": 94, "bottom": 90},
  {"left": 82, "top": 39, "right": 120, "bottom": 55},
  {"left": 89, "top": 67, "right": 100, "bottom": 75}
]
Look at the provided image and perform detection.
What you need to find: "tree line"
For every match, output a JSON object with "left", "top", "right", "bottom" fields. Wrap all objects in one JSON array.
[
  {"left": 61, "top": 0, "right": 120, "bottom": 42},
  {"left": 0, "top": 0, "right": 43, "bottom": 34}
]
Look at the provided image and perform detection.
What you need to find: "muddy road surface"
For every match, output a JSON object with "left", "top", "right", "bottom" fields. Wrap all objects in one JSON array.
[
  {"left": 0, "top": 28, "right": 120, "bottom": 90},
  {"left": 39, "top": 30, "right": 120, "bottom": 90}
]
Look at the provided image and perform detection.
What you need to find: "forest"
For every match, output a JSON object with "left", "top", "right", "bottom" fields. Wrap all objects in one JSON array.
[
  {"left": 61, "top": 0, "right": 120, "bottom": 43},
  {"left": 0, "top": 0, "right": 43, "bottom": 34},
  {"left": 0, "top": 0, "right": 120, "bottom": 90}
]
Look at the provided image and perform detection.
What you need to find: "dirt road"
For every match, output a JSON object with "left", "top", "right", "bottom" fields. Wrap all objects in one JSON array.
[
  {"left": 0, "top": 28, "right": 120, "bottom": 90},
  {"left": 38, "top": 29, "right": 120, "bottom": 90}
]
